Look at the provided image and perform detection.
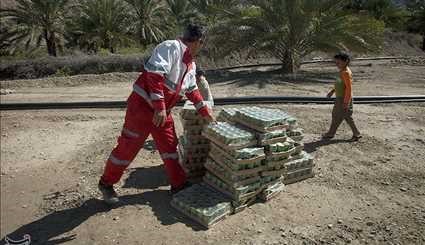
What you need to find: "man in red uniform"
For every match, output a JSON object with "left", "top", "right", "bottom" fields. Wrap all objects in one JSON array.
[{"left": 98, "top": 24, "right": 214, "bottom": 204}]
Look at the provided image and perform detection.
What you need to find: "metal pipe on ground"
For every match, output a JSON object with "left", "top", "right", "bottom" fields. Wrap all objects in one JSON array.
[{"left": 1, "top": 95, "right": 424, "bottom": 111}]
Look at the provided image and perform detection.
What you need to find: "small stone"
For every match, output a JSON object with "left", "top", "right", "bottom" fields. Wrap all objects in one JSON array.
[
  {"left": 257, "top": 229, "right": 263, "bottom": 234},
  {"left": 281, "top": 233, "right": 286, "bottom": 237},
  {"left": 22, "top": 205, "right": 27, "bottom": 208},
  {"left": 385, "top": 226, "right": 391, "bottom": 232},
  {"left": 328, "top": 224, "right": 333, "bottom": 229},
  {"left": 279, "top": 227, "right": 285, "bottom": 232},
  {"left": 113, "top": 216, "right": 119, "bottom": 221},
  {"left": 400, "top": 187, "right": 408, "bottom": 192},
  {"left": 366, "top": 221, "right": 374, "bottom": 226},
  {"left": 337, "top": 219, "right": 343, "bottom": 224},
  {"left": 0, "top": 89, "right": 15, "bottom": 95}
]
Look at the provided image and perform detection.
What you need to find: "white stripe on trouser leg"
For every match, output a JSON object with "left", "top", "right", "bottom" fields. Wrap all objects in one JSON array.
[
  {"left": 186, "top": 85, "right": 197, "bottom": 93},
  {"left": 150, "top": 93, "right": 164, "bottom": 100},
  {"left": 194, "top": 101, "right": 207, "bottom": 110},
  {"left": 122, "top": 128, "right": 140, "bottom": 138},
  {"left": 109, "top": 154, "right": 130, "bottom": 166},
  {"left": 133, "top": 84, "right": 153, "bottom": 107},
  {"left": 160, "top": 152, "right": 179, "bottom": 160}
]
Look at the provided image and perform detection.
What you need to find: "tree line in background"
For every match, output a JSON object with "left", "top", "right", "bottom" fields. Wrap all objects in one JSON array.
[{"left": 0, "top": 0, "right": 424, "bottom": 73}]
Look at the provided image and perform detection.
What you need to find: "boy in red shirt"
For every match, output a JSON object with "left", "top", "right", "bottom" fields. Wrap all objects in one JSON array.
[{"left": 323, "top": 52, "right": 362, "bottom": 141}]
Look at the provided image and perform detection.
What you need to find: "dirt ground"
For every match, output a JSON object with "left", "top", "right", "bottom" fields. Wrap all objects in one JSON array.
[
  {"left": 1, "top": 59, "right": 425, "bottom": 245},
  {"left": 1, "top": 58, "right": 424, "bottom": 103}
]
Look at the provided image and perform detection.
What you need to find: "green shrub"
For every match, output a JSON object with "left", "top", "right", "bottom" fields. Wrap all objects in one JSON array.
[{"left": 0, "top": 54, "right": 147, "bottom": 80}]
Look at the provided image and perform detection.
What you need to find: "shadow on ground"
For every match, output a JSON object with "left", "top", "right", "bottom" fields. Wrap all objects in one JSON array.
[
  {"left": 122, "top": 165, "right": 168, "bottom": 189},
  {"left": 206, "top": 68, "right": 337, "bottom": 88},
  {"left": 1, "top": 190, "right": 205, "bottom": 245},
  {"left": 304, "top": 138, "right": 352, "bottom": 153}
]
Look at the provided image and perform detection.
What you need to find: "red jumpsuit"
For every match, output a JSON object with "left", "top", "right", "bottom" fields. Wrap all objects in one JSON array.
[{"left": 100, "top": 39, "right": 210, "bottom": 189}]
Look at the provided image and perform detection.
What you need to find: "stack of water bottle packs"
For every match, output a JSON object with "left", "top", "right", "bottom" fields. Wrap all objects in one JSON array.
[
  {"left": 202, "top": 122, "right": 266, "bottom": 212},
  {"left": 178, "top": 102, "right": 210, "bottom": 179},
  {"left": 171, "top": 106, "right": 314, "bottom": 228}
]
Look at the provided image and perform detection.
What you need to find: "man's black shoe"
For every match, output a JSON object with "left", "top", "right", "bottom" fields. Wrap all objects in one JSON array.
[{"left": 98, "top": 180, "right": 119, "bottom": 204}]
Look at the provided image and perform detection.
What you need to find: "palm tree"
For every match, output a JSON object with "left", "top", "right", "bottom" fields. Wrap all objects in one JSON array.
[
  {"left": 124, "top": 0, "right": 168, "bottom": 46},
  {"left": 166, "top": 0, "right": 197, "bottom": 31},
  {"left": 189, "top": 0, "right": 240, "bottom": 26},
  {"left": 67, "top": 0, "right": 131, "bottom": 53},
  {"left": 0, "top": 0, "right": 69, "bottom": 56},
  {"left": 209, "top": 0, "right": 385, "bottom": 73}
]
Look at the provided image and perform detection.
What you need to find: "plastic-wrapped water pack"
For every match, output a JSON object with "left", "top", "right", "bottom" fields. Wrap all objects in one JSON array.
[
  {"left": 259, "top": 179, "right": 285, "bottom": 201},
  {"left": 171, "top": 183, "right": 232, "bottom": 228},
  {"left": 208, "top": 144, "right": 265, "bottom": 172},
  {"left": 204, "top": 158, "right": 261, "bottom": 188},
  {"left": 287, "top": 128, "right": 304, "bottom": 142},
  {"left": 217, "top": 108, "right": 239, "bottom": 122},
  {"left": 283, "top": 152, "right": 314, "bottom": 184},
  {"left": 234, "top": 107, "right": 290, "bottom": 132},
  {"left": 257, "top": 130, "right": 287, "bottom": 146},
  {"left": 204, "top": 172, "right": 263, "bottom": 202},
  {"left": 203, "top": 122, "right": 256, "bottom": 148}
]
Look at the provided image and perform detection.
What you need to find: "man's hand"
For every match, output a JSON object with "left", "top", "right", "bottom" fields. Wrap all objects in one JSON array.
[
  {"left": 205, "top": 108, "right": 216, "bottom": 123},
  {"left": 327, "top": 90, "right": 335, "bottom": 98},
  {"left": 205, "top": 114, "right": 216, "bottom": 123},
  {"left": 153, "top": 110, "right": 167, "bottom": 127}
]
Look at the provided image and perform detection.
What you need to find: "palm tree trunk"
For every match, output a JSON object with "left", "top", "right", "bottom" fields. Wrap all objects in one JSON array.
[
  {"left": 49, "top": 33, "right": 57, "bottom": 57},
  {"left": 104, "top": 38, "right": 114, "bottom": 53},
  {"left": 422, "top": 34, "right": 425, "bottom": 51},
  {"left": 280, "top": 50, "right": 300, "bottom": 74},
  {"left": 44, "top": 30, "right": 57, "bottom": 56}
]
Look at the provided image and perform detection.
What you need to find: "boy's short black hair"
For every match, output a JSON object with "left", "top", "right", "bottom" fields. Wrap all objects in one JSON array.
[
  {"left": 334, "top": 52, "right": 351, "bottom": 63},
  {"left": 183, "top": 24, "right": 206, "bottom": 42},
  {"left": 196, "top": 69, "right": 205, "bottom": 77}
]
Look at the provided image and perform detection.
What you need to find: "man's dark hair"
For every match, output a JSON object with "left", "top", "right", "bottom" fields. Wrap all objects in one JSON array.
[
  {"left": 334, "top": 52, "right": 351, "bottom": 63},
  {"left": 183, "top": 24, "right": 205, "bottom": 42},
  {"left": 196, "top": 69, "right": 205, "bottom": 77}
]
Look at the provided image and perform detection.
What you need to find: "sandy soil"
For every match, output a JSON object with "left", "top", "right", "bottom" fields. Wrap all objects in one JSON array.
[
  {"left": 1, "top": 59, "right": 424, "bottom": 103},
  {"left": 1, "top": 59, "right": 425, "bottom": 245}
]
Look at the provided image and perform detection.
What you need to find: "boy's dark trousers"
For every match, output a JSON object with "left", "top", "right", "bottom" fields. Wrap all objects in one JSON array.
[{"left": 327, "top": 97, "right": 360, "bottom": 136}]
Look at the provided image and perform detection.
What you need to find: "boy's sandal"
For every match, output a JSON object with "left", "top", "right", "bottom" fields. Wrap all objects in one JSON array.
[
  {"left": 321, "top": 134, "right": 334, "bottom": 140},
  {"left": 350, "top": 135, "right": 362, "bottom": 142}
]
